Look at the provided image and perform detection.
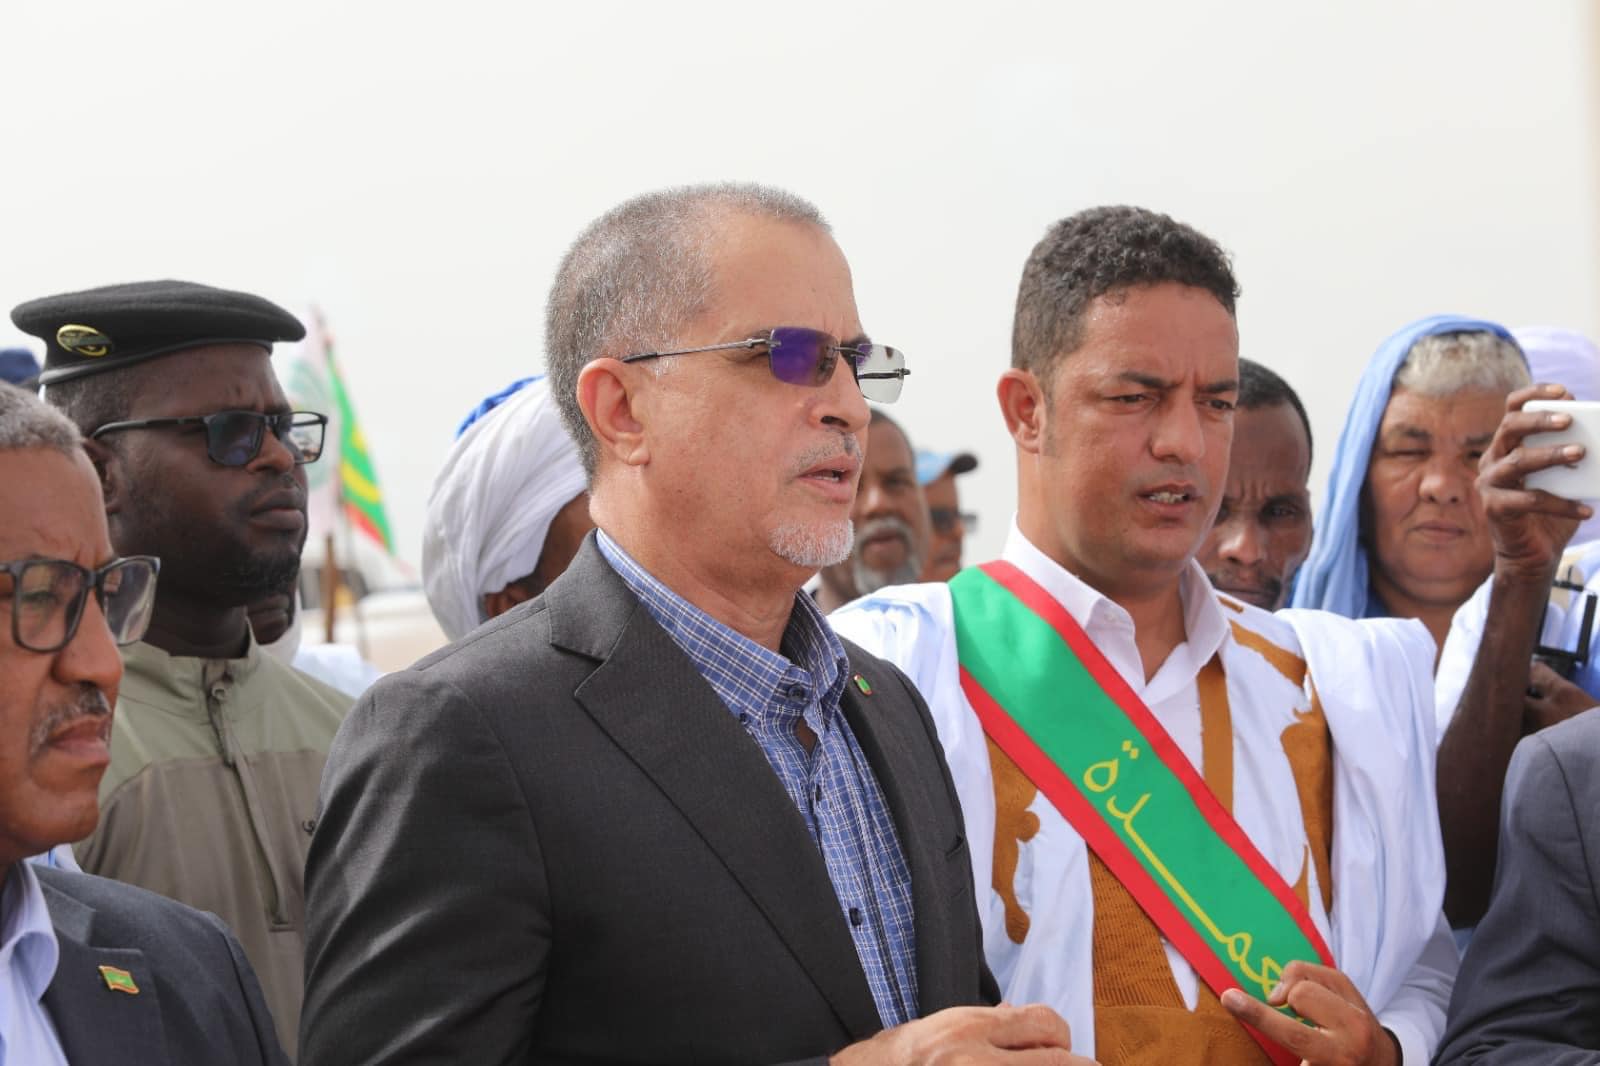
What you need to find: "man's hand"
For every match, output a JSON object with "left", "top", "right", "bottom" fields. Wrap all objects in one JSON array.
[
  {"left": 830, "top": 1004, "right": 1093, "bottom": 1065},
  {"left": 1524, "top": 660, "right": 1599, "bottom": 732},
  {"left": 1478, "top": 383, "right": 1592, "bottom": 584},
  {"left": 1221, "top": 962, "right": 1398, "bottom": 1066}
]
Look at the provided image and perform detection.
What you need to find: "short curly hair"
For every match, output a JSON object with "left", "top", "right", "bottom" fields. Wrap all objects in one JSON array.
[{"left": 1012, "top": 205, "right": 1239, "bottom": 382}]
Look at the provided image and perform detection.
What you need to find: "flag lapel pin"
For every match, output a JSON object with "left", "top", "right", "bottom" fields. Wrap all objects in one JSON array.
[
  {"left": 98, "top": 965, "right": 139, "bottom": 994},
  {"left": 852, "top": 674, "right": 873, "bottom": 697}
]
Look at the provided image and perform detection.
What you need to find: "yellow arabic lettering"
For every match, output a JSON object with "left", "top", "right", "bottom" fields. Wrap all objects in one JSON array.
[
  {"left": 1083, "top": 758, "right": 1119, "bottom": 793},
  {"left": 1098, "top": 750, "right": 1283, "bottom": 1000}
]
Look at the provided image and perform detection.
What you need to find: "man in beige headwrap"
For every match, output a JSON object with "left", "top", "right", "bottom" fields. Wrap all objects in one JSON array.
[{"left": 423, "top": 375, "right": 594, "bottom": 640}]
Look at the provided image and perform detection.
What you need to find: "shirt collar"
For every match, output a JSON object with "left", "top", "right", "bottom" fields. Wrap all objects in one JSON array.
[
  {"left": 1, "top": 862, "right": 61, "bottom": 1008},
  {"left": 999, "top": 517, "right": 1230, "bottom": 666},
  {"left": 120, "top": 634, "right": 264, "bottom": 717},
  {"left": 595, "top": 530, "right": 848, "bottom": 711}
]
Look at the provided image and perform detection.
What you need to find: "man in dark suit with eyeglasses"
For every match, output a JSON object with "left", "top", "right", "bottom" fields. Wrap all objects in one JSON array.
[
  {"left": 12, "top": 280, "right": 351, "bottom": 1058},
  {"left": 302, "top": 183, "right": 1086, "bottom": 1065},
  {"left": 0, "top": 381, "right": 287, "bottom": 1064}
]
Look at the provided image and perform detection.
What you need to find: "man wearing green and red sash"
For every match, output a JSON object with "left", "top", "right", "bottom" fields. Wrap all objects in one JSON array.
[{"left": 834, "top": 207, "right": 1457, "bottom": 1065}]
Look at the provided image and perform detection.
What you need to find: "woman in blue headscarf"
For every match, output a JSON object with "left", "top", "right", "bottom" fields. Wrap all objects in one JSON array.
[{"left": 1291, "top": 315, "right": 1529, "bottom": 658}]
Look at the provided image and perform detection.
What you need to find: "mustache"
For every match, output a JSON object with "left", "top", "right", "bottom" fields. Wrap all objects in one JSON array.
[
  {"left": 30, "top": 685, "right": 112, "bottom": 759},
  {"left": 856, "top": 514, "right": 915, "bottom": 546},
  {"left": 789, "top": 434, "right": 861, "bottom": 478}
]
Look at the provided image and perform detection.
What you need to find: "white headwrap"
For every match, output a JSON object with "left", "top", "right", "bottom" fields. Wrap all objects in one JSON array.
[
  {"left": 422, "top": 376, "right": 588, "bottom": 640},
  {"left": 1515, "top": 326, "right": 1600, "bottom": 542}
]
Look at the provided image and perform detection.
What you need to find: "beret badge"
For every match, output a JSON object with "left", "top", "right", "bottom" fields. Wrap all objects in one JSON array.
[{"left": 56, "top": 324, "right": 113, "bottom": 358}]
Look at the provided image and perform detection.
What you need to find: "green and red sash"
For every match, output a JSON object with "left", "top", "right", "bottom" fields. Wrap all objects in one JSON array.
[{"left": 951, "top": 561, "right": 1334, "bottom": 1065}]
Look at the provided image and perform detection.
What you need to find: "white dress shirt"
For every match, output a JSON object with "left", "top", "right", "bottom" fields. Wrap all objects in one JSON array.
[{"left": 0, "top": 862, "right": 68, "bottom": 1066}]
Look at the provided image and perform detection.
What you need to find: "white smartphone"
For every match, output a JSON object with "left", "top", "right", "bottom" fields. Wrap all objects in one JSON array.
[{"left": 1525, "top": 399, "right": 1600, "bottom": 501}]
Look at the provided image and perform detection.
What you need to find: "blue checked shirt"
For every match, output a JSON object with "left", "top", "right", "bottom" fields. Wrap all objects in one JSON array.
[{"left": 597, "top": 532, "right": 920, "bottom": 1027}]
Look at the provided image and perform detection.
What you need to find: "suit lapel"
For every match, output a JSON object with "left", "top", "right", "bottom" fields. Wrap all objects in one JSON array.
[
  {"left": 838, "top": 652, "right": 963, "bottom": 1017},
  {"left": 40, "top": 877, "right": 172, "bottom": 1066},
  {"left": 548, "top": 538, "right": 881, "bottom": 1040}
]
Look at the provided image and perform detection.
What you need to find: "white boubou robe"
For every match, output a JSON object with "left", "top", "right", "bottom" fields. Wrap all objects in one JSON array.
[{"left": 831, "top": 524, "right": 1458, "bottom": 1063}]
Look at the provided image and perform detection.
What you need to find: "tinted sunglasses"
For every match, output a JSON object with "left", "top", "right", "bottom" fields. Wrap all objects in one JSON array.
[
  {"left": 620, "top": 326, "right": 910, "bottom": 403},
  {"left": 90, "top": 410, "right": 328, "bottom": 467},
  {"left": 1, "top": 555, "right": 160, "bottom": 653}
]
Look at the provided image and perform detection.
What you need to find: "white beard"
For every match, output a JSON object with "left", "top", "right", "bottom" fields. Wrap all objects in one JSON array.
[{"left": 770, "top": 519, "right": 855, "bottom": 569}]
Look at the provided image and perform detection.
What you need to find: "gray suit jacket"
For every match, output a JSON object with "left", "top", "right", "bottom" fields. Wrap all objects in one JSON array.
[
  {"left": 37, "top": 866, "right": 288, "bottom": 1066},
  {"left": 1435, "top": 707, "right": 1600, "bottom": 1064},
  {"left": 300, "top": 537, "right": 996, "bottom": 1065}
]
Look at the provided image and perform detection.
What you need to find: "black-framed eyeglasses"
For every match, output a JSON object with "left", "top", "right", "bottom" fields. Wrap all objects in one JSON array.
[
  {"left": 89, "top": 411, "right": 328, "bottom": 467},
  {"left": 930, "top": 507, "right": 977, "bottom": 535},
  {"left": 0, "top": 556, "right": 160, "bottom": 653},
  {"left": 619, "top": 326, "right": 910, "bottom": 403}
]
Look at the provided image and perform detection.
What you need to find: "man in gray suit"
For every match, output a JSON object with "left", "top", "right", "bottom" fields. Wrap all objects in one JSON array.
[
  {"left": 1434, "top": 705, "right": 1600, "bottom": 1063},
  {"left": 300, "top": 184, "right": 1085, "bottom": 1064},
  {"left": 0, "top": 382, "right": 287, "bottom": 1065}
]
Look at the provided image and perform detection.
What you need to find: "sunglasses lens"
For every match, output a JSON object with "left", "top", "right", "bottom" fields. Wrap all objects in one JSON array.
[
  {"left": 285, "top": 414, "right": 327, "bottom": 464},
  {"left": 766, "top": 327, "right": 835, "bottom": 387},
  {"left": 102, "top": 558, "right": 160, "bottom": 646},
  {"left": 14, "top": 561, "right": 88, "bottom": 652},
  {"left": 853, "top": 344, "right": 908, "bottom": 403},
  {"left": 209, "top": 412, "right": 266, "bottom": 466}
]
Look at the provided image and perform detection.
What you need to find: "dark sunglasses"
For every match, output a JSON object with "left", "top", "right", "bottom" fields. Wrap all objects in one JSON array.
[
  {"left": 1, "top": 555, "right": 160, "bottom": 653},
  {"left": 90, "top": 410, "right": 328, "bottom": 467},
  {"left": 619, "top": 326, "right": 910, "bottom": 403},
  {"left": 929, "top": 507, "right": 977, "bottom": 535}
]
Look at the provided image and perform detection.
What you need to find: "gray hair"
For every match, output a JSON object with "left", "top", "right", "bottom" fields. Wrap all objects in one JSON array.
[
  {"left": 0, "top": 381, "right": 84, "bottom": 455},
  {"left": 544, "top": 182, "right": 830, "bottom": 477},
  {"left": 1394, "top": 331, "right": 1530, "bottom": 398}
]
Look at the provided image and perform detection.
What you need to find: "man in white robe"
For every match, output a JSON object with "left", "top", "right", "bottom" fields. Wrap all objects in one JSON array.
[{"left": 833, "top": 206, "right": 1457, "bottom": 1065}]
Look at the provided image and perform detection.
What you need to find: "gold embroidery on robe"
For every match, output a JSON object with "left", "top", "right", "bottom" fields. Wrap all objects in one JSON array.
[{"left": 987, "top": 736, "right": 1040, "bottom": 944}]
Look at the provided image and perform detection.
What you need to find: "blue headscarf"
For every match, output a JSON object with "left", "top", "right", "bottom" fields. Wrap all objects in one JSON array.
[{"left": 1290, "top": 314, "right": 1523, "bottom": 618}]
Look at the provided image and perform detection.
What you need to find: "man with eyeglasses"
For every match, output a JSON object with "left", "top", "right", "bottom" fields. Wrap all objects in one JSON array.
[
  {"left": 0, "top": 382, "right": 288, "bottom": 1064},
  {"left": 11, "top": 279, "right": 352, "bottom": 1059},
  {"left": 917, "top": 448, "right": 979, "bottom": 583},
  {"left": 302, "top": 184, "right": 1083, "bottom": 1065}
]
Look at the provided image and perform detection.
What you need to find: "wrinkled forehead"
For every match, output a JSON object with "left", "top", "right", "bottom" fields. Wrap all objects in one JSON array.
[{"left": 124, "top": 343, "right": 288, "bottom": 418}]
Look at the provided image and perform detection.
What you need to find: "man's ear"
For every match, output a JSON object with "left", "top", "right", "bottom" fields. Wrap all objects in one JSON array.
[
  {"left": 997, "top": 368, "right": 1048, "bottom": 456},
  {"left": 576, "top": 359, "right": 649, "bottom": 469},
  {"left": 80, "top": 438, "right": 124, "bottom": 515}
]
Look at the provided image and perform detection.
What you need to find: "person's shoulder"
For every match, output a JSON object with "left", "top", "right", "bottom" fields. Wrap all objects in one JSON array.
[
  {"left": 1216, "top": 593, "right": 1302, "bottom": 649},
  {"left": 830, "top": 580, "right": 953, "bottom": 644},
  {"left": 1276, "top": 603, "right": 1435, "bottom": 666},
  {"left": 36, "top": 866, "right": 233, "bottom": 951},
  {"left": 1522, "top": 705, "right": 1600, "bottom": 773},
  {"left": 352, "top": 598, "right": 565, "bottom": 725}
]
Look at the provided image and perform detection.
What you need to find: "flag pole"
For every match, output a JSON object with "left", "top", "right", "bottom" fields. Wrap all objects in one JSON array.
[{"left": 321, "top": 531, "right": 339, "bottom": 644}]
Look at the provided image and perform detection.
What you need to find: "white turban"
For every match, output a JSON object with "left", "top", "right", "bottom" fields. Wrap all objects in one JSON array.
[
  {"left": 1515, "top": 326, "right": 1600, "bottom": 543},
  {"left": 423, "top": 376, "right": 588, "bottom": 640}
]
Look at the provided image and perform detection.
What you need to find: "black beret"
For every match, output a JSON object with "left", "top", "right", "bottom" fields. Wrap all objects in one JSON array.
[{"left": 11, "top": 280, "right": 306, "bottom": 387}]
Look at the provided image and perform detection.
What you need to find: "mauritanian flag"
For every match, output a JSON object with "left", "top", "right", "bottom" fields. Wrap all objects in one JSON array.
[
  {"left": 325, "top": 343, "right": 395, "bottom": 552},
  {"left": 282, "top": 310, "right": 396, "bottom": 555}
]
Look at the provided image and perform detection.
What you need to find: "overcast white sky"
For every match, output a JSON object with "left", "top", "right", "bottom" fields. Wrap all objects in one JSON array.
[{"left": 6, "top": 1, "right": 1597, "bottom": 571}]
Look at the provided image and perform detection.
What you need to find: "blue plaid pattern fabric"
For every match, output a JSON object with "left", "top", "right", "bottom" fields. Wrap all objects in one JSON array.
[{"left": 597, "top": 531, "right": 919, "bottom": 1027}]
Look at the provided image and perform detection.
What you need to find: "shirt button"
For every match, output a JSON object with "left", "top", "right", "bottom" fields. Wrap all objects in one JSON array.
[
  {"left": 739, "top": 713, "right": 750, "bottom": 725},
  {"left": 849, "top": 907, "right": 863, "bottom": 927},
  {"left": 787, "top": 684, "right": 807, "bottom": 701}
]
